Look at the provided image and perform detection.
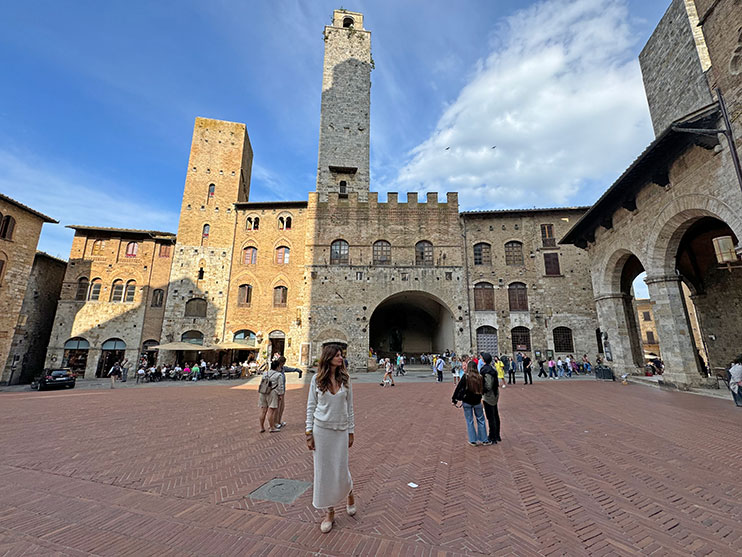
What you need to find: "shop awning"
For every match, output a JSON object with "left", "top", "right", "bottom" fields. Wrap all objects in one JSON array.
[
  {"left": 214, "top": 341, "right": 258, "bottom": 350},
  {"left": 153, "top": 342, "right": 217, "bottom": 351}
]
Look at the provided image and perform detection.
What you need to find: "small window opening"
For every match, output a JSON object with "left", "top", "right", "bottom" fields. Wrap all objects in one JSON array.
[
  {"left": 342, "top": 17, "right": 354, "bottom": 28},
  {"left": 339, "top": 181, "right": 348, "bottom": 198},
  {"left": 198, "top": 267, "right": 205, "bottom": 280}
]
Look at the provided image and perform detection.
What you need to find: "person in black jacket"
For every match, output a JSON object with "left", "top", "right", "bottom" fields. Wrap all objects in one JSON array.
[
  {"left": 452, "top": 361, "right": 490, "bottom": 446},
  {"left": 522, "top": 355, "right": 533, "bottom": 385},
  {"left": 478, "top": 352, "right": 501, "bottom": 444}
]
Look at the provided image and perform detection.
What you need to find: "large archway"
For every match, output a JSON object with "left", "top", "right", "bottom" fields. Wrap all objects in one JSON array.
[{"left": 369, "top": 291, "right": 455, "bottom": 359}]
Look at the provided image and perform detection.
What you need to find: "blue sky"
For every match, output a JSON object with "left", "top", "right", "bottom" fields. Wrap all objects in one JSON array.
[{"left": 1, "top": 0, "right": 670, "bottom": 260}]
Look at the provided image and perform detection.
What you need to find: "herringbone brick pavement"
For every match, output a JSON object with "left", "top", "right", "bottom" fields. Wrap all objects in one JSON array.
[{"left": 0, "top": 379, "right": 739, "bottom": 555}]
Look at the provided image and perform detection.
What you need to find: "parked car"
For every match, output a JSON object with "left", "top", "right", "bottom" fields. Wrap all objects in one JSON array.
[{"left": 37, "top": 369, "right": 76, "bottom": 391}]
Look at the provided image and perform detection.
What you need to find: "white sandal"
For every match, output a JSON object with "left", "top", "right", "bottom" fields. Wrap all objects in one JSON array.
[{"left": 320, "top": 516, "right": 334, "bottom": 533}]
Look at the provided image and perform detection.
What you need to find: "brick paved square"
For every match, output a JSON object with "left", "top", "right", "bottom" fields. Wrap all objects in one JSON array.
[{"left": 0, "top": 378, "right": 740, "bottom": 555}]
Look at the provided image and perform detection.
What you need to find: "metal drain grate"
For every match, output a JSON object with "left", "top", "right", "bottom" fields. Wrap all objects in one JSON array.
[{"left": 249, "top": 478, "right": 311, "bottom": 504}]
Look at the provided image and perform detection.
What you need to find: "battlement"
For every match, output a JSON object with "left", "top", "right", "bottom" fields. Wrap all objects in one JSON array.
[{"left": 309, "top": 191, "right": 459, "bottom": 211}]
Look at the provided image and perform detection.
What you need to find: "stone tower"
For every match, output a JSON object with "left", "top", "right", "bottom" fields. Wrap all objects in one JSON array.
[
  {"left": 316, "top": 9, "right": 372, "bottom": 201},
  {"left": 161, "top": 117, "right": 253, "bottom": 351}
]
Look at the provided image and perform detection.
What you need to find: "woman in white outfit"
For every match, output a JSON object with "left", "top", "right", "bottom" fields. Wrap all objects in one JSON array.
[{"left": 306, "top": 344, "right": 356, "bottom": 533}]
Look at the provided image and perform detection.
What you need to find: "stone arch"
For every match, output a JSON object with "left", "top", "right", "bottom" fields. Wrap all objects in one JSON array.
[
  {"left": 315, "top": 328, "right": 349, "bottom": 346},
  {"left": 272, "top": 236, "right": 293, "bottom": 250},
  {"left": 269, "top": 273, "right": 291, "bottom": 289},
  {"left": 645, "top": 194, "right": 742, "bottom": 276},
  {"left": 596, "top": 247, "right": 648, "bottom": 295},
  {"left": 231, "top": 270, "right": 263, "bottom": 296}
]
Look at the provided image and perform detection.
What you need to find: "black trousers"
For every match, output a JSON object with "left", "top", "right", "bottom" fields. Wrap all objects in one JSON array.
[
  {"left": 523, "top": 369, "right": 533, "bottom": 384},
  {"left": 537, "top": 367, "right": 547, "bottom": 377},
  {"left": 437, "top": 370, "right": 443, "bottom": 382},
  {"left": 508, "top": 370, "right": 516, "bottom": 384},
  {"left": 483, "top": 401, "right": 501, "bottom": 442}
]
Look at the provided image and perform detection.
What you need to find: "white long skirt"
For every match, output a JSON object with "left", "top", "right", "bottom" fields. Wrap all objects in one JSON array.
[{"left": 312, "top": 426, "right": 353, "bottom": 509}]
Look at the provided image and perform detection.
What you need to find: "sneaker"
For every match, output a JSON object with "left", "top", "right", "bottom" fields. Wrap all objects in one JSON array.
[
  {"left": 468, "top": 442, "right": 477, "bottom": 446},
  {"left": 483, "top": 440, "right": 493, "bottom": 446}
]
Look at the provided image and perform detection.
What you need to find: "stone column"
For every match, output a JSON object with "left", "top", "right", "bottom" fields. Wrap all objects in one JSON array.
[
  {"left": 594, "top": 293, "right": 643, "bottom": 378},
  {"left": 645, "top": 275, "right": 701, "bottom": 388}
]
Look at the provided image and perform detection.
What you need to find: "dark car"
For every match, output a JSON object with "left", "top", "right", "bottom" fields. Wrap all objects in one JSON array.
[{"left": 37, "top": 369, "right": 76, "bottom": 391}]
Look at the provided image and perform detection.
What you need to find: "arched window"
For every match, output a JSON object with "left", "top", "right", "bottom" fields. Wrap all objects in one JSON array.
[
  {"left": 0, "top": 215, "right": 16, "bottom": 240},
  {"left": 476, "top": 326, "right": 498, "bottom": 354},
  {"left": 125, "top": 241, "right": 138, "bottom": 258},
  {"left": 181, "top": 330, "right": 204, "bottom": 345},
  {"left": 110, "top": 279, "right": 124, "bottom": 302},
  {"left": 151, "top": 288, "right": 164, "bottom": 307},
  {"left": 184, "top": 298, "right": 207, "bottom": 317},
  {"left": 208, "top": 183, "right": 215, "bottom": 199},
  {"left": 339, "top": 181, "right": 348, "bottom": 198},
  {"left": 511, "top": 327, "right": 531, "bottom": 351},
  {"left": 273, "top": 285, "right": 288, "bottom": 307},
  {"left": 124, "top": 280, "right": 136, "bottom": 302},
  {"left": 91, "top": 240, "right": 104, "bottom": 255},
  {"left": 474, "top": 282, "right": 495, "bottom": 311},
  {"left": 415, "top": 240, "right": 433, "bottom": 266},
  {"left": 246, "top": 216, "right": 260, "bottom": 230},
  {"left": 343, "top": 17, "right": 354, "bottom": 28},
  {"left": 285, "top": 216, "right": 292, "bottom": 230},
  {"left": 275, "top": 246, "right": 290, "bottom": 264},
  {"left": 237, "top": 284, "right": 252, "bottom": 306},
  {"left": 278, "top": 216, "right": 285, "bottom": 229},
  {"left": 75, "top": 277, "right": 89, "bottom": 301},
  {"left": 508, "top": 282, "right": 528, "bottom": 311},
  {"left": 142, "top": 339, "right": 158, "bottom": 352},
  {"left": 102, "top": 338, "right": 126, "bottom": 350},
  {"left": 553, "top": 327, "right": 574, "bottom": 352},
  {"left": 330, "top": 239, "right": 349, "bottom": 264},
  {"left": 243, "top": 246, "right": 257, "bottom": 265},
  {"left": 88, "top": 278, "right": 102, "bottom": 300},
  {"left": 373, "top": 240, "right": 391, "bottom": 265},
  {"left": 201, "top": 224, "right": 210, "bottom": 246},
  {"left": 64, "top": 337, "right": 89, "bottom": 350},
  {"left": 504, "top": 241, "right": 523, "bottom": 266},
  {"left": 233, "top": 330, "right": 256, "bottom": 345},
  {"left": 473, "top": 242, "right": 492, "bottom": 265}
]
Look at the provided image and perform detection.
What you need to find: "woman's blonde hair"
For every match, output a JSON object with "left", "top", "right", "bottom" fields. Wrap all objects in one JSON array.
[
  {"left": 465, "top": 361, "right": 483, "bottom": 395},
  {"left": 316, "top": 344, "right": 350, "bottom": 392}
]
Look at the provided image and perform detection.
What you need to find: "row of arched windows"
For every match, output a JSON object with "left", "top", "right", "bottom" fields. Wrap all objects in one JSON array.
[
  {"left": 245, "top": 215, "right": 293, "bottom": 231},
  {"left": 0, "top": 214, "right": 16, "bottom": 240},
  {"left": 473, "top": 282, "right": 528, "bottom": 311},
  {"left": 475, "top": 325, "right": 574, "bottom": 353},
  {"left": 242, "top": 246, "right": 291, "bottom": 265},
  {"left": 75, "top": 277, "right": 137, "bottom": 302},
  {"left": 184, "top": 283, "right": 289, "bottom": 316},
  {"left": 326, "top": 239, "right": 434, "bottom": 266},
  {"left": 473, "top": 241, "right": 524, "bottom": 266},
  {"left": 90, "top": 240, "right": 139, "bottom": 257}
]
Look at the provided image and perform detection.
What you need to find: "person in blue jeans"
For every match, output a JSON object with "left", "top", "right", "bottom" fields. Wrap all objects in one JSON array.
[{"left": 451, "top": 361, "right": 490, "bottom": 446}]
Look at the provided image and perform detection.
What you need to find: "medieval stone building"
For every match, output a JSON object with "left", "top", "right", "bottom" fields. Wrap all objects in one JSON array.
[
  {"left": 0, "top": 194, "right": 59, "bottom": 384},
  {"left": 562, "top": 0, "right": 742, "bottom": 388},
  {"left": 44, "top": 9, "right": 600, "bottom": 377}
]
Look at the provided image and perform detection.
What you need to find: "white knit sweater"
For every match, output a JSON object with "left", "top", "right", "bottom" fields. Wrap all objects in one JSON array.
[{"left": 306, "top": 375, "right": 355, "bottom": 432}]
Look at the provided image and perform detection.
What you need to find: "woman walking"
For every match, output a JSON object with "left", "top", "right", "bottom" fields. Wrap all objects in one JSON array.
[
  {"left": 479, "top": 353, "right": 501, "bottom": 444},
  {"left": 451, "top": 361, "right": 490, "bottom": 446},
  {"left": 306, "top": 344, "right": 356, "bottom": 533}
]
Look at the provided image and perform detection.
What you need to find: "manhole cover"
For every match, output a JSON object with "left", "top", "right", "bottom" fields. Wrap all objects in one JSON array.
[{"left": 249, "top": 478, "right": 311, "bottom": 504}]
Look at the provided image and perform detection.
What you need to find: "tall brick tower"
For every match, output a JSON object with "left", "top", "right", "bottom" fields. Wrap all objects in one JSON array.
[
  {"left": 161, "top": 117, "right": 253, "bottom": 350},
  {"left": 316, "top": 10, "right": 372, "bottom": 201}
]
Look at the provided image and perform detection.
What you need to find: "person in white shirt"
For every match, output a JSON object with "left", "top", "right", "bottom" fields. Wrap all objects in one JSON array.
[
  {"left": 305, "top": 344, "right": 355, "bottom": 533},
  {"left": 136, "top": 366, "right": 146, "bottom": 384}
]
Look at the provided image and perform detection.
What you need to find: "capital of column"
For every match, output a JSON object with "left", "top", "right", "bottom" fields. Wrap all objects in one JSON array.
[
  {"left": 644, "top": 274, "right": 681, "bottom": 286},
  {"left": 594, "top": 292, "right": 629, "bottom": 302}
]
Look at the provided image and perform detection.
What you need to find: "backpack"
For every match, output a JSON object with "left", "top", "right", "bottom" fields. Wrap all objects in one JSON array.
[{"left": 258, "top": 371, "right": 276, "bottom": 394}]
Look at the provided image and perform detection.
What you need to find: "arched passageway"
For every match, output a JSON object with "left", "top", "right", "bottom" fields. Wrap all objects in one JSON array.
[{"left": 369, "top": 292, "right": 455, "bottom": 359}]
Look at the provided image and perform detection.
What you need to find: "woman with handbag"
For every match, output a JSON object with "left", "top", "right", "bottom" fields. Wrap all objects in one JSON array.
[
  {"left": 305, "top": 344, "right": 356, "bottom": 533},
  {"left": 452, "top": 361, "right": 490, "bottom": 446}
]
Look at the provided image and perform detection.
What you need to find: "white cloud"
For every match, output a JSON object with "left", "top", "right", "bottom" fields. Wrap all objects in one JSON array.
[
  {"left": 0, "top": 149, "right": 178, "bottom": 259},
  {"left": 393, "top": 0, "right": 654, "bottom": 210}
]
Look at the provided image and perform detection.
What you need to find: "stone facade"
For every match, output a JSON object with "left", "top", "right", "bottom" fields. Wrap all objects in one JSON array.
[
  {"left": 4, "top": 252, "right": 66, "bottom": 384},
  {"left": 634, "top": 299, "right": 660, "bottom": 356},
  {"left": 639, "top": 0, "right": 713, "bottom": 135},
  {"left": 563, "top": 0, "right": 742, "bottom": 389},
  {"left": 45, "top": 228, "right": 175, "bottom": 379},
  {"left": 0, "top": 195, "right": 57, "bottom": 383},
  {"left": 463, "top": 208, "right": 599, "bottom": 360}
]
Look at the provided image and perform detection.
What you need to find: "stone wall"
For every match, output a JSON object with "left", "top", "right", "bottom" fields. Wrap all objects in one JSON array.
[
  {"left": 3, "top": 253, "right": 65, "bottom": 384},
  {"left": 0, "top": 197, "right": 48, "bottom": 382},
  {"left": 639, "top": 0, "right": 712, "bottom": 135},
  {"left": 463, "top": 209, "right": 599, "bottom": 360},
  {"left": 316, "top": 10, "right": 372, "bottom": 201}
]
